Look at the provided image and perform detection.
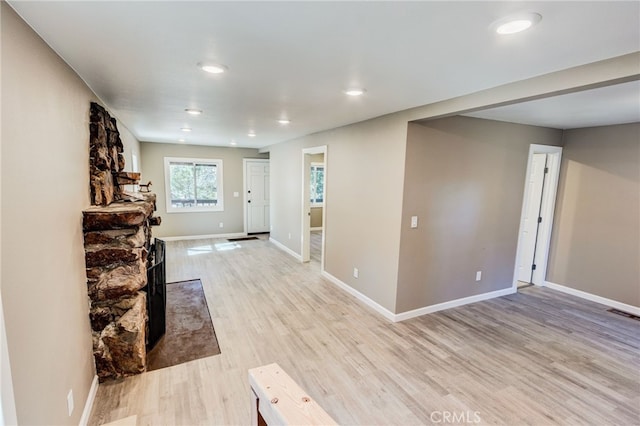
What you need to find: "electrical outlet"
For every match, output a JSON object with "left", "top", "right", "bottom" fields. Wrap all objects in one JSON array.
[
  {"left": 233, "top": 191, "right": 239, "bottom": 197},
  {"left": 353, "top": 268, "right": 359, "bottom": 278},
  {"left": 476, "top": 271, "right": 482, "bottom": 281},
  {"left": 219, "top": 222, "right": 224, "bottom": 228},
  {"left": 288, "top": 233, "right": 291, "bottom": 239},
  {"left": 67, "top": 389, "right": 74, "bottom": 417}
]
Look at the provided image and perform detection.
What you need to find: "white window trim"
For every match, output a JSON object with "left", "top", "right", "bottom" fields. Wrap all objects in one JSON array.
[
  {"left": 163, "top": 156, "right": 224, "bottom": 213},
  {"left": 310, "top": 162, "right": 325, "bottom": 207}
]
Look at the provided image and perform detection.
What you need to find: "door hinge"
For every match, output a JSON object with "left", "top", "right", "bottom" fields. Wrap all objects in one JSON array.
[
  {"left": 544, "top": 167, "right": 549, "bottom": 174},
  {"left": 532, "top": 264, "right": 537, "bottom": 270},
  {"left": 538, "top": 217, "right": 542, "bottom": 223}
]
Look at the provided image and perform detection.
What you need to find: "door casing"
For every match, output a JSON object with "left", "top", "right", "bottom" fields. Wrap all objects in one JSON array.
[
  {"left": 243, "top": 158, "right": 270, "bottom": 234},
  {"left": 301, "top": 146, "right": 327, "bottom": 265}
]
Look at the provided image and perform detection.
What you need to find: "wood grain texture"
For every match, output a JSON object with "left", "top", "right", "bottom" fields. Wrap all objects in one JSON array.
[
  {"left": 249, "top": 363, "right": 337, "bottom": 425},
  {"left": 89, "top": 235, "right": 640, "bottom": 425}
]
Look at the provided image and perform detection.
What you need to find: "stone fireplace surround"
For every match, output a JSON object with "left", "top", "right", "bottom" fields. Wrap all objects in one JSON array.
[{"left": 83, "top": 102, "right": 161, "bottom": 381}]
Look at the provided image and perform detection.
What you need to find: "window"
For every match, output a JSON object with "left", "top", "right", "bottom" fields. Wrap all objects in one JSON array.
[
  {"left": 310, "top": 162, "right": 324, "bottom": 206},
  {"left": 164, "top": 157, "right": 224, "bottom": 213}
]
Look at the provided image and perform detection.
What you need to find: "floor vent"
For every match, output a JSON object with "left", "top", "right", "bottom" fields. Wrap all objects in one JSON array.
[{"left": 607, "top": 308, "right": 640, "bottom": 321}]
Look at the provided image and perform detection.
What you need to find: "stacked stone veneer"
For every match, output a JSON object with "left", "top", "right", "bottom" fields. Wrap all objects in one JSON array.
[{"left": 83, "top": 103, "right": 161, "bottom": 381}]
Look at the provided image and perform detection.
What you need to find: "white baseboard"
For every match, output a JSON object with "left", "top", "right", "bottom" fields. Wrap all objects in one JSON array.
[
  {"left": 310, "top": 227, "right": 323, "bottom": 231},
  {"left": 394, "top": 287, "right": 517, "bottom": 322},
  {"left": 320, "top": 271, "right": 516, "bottom": 322},
  {"left": 269, "top": 237, "right": 303, "bottom": 262},
  {"left": 79, "top": 375, "right": 99, "bottom": 426},
  {"left": 544, "top": 281, "right": 640, "bottom": 316},
  {"left": 160, "top": 232, "right": 246, "bottom": 242},
  {"left": 320, "top": 271, "right": 396, "bottom": 321}
]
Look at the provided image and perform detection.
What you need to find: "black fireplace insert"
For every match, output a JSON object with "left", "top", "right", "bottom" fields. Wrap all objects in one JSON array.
[{"left": 145, "top": 238, "right": 166, "bottom": 350}]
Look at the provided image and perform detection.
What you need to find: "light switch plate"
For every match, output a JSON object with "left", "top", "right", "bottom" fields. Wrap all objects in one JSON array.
[{"left": 410, "top": 216, "right": 418, "bottom": 228}]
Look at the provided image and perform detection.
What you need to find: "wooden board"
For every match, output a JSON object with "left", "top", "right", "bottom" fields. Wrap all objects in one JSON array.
[{"left": 249, "top": 363, "right": 338, "bottom": 426}]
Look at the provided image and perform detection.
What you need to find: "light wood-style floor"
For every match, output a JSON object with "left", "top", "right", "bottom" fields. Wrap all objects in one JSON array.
[
  {"left": 89, "top": 236, "right": 640, "bottom": 425},
  {"left": 310, "top": 230, "right": 322, "bottom": 263}
]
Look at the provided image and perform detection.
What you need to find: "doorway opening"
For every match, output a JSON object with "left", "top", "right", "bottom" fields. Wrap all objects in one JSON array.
[
  {"left": 513, "top": 144, "right": 562, "bottom": 289},
  {"left": 301, "top": 146, "right": 327, "bottom": 268}
]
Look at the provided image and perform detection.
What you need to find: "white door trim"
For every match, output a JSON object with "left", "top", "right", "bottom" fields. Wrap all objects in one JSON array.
[
  {"left": 0, "top": 291, "right": 17, "bottom": 426},
  {"left": 243, "top": 158, "right": 270, "bottom": 235},
  {"left": 301, "top": 146, "right": 327, "bottom": 265},
  {"left": 513, "top": 144, "right": 563, "bottom": 288}
]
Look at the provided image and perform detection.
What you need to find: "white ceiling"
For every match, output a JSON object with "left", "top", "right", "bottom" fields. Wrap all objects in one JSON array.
[
  {"left": 464, "top": 80, "right": 640, "bottom": 130},
  {"left": 8, "top": 1, "right": 640, "bottom": 148}
]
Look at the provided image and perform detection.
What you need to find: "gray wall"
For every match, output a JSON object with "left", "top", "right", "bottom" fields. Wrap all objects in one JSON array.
[
  {"left": 397, "top": 117, "right": 563, "bottom": 313},
  {"left": 140, "top": 142, "right": 267, "bottom": 238},
  {"left": 1, "top": 3, "right": 140, "bottom": 423},
  {"left": 547, "top": 123, "right": 640, "bottom": 306},
  {"left": 268, "top": 113, "right": 409, "bottom": 312}
]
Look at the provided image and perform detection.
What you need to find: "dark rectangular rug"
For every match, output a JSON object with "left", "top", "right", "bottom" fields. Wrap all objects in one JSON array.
[
  {"left": 147, "top": 279, "right": 220, "bottom": 371},
  {"left": 227, "top": 236, "right": 259, "bottom": 242}
]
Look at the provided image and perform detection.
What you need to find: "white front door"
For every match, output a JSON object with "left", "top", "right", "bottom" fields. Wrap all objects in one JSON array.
[
  {"left": 517, "top": 153, "right": 547, "bottom": 282},
  {"left": 245, "top": 159, "right": 270, "bottom": 233}
]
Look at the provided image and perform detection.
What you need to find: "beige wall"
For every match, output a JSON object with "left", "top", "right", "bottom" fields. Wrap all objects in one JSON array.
[
  {"left": 397, "top": 117, "right": 563, "bottom": 313},
  {"left": 547, "top": 123, "right": 640, "bottom": 306},
  {"left": 1, "top": 3, "right": 140, "bottom": 424},
  {"left": 310, "top": 207, "right": 323, "bottom": 228},
  {"left": 140, "top": 142, "right": 267, "bottom": 238},
  {"left": 268, "top": 113, "right": 409, "bottom": 312}
]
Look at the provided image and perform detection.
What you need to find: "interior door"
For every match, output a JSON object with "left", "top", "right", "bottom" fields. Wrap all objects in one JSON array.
[
  {"left": 517, "top": 153, "right": 547, "bottom": 282},
  {"left": 246, "top": 160, "right": 270, "bottom": 233}
]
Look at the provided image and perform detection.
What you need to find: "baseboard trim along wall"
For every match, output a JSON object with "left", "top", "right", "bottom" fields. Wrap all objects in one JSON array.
[
  {"left": 321, "top": 270, "right": 517, "bottom": 322},
  {"left": 79, "top": 375, "right": 99, "bottom": 426},
  {"left": 310, "top": 227, "right": 323, "bottom": 231},
  {"left": 393, "top": 287, "right": 517, "bottom": 322},
  {"left": 160, "top": 232, "right": 246, "bottom": 242},
  {"left": 544, "top": 281, "right": 640, "bottom": 316},
  {"left": 321, "top": 271, "right": 397, "bottom": 322},
  {"left": 269, "top": 237, "right": 303, "bottom": 262},
  {"left": 269, "top": 237, "right": 519, "bottom": 322}
]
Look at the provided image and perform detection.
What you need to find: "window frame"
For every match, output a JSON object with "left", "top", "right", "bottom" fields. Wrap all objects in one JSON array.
[
  {"left": 310, "top": 162, "right": 325, "bottom": 207},
  {"left": 163, "top": 156, "right": 224, "bottom": 213}
]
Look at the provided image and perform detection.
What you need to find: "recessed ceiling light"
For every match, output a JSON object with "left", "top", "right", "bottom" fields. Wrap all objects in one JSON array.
[
  {"left": 181, "top": 127, "right": 192, "bottom": 132},
  {"left": 248, "top": 131, "right": 256, "bottom": 137},
  {"left": 344, "top": 88, "right": 366, "bottom": 96},
  {"left": 199, "top": 63, "right": 228, "bottom": 74},
  {"left": 185, "top": 108, "right": 203, "bottom": 115},
  {"left": 178, "top": 138, "right": 186, "bottom": 143},
  {"left": 278, "top": 119, "right": 291, "bottom": 125},
  {"left": 230, "top": 140, "right": 237, "bottom": 146},
  {"left": 494, "top": 13, "right": 542, "bottom": 35}
]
